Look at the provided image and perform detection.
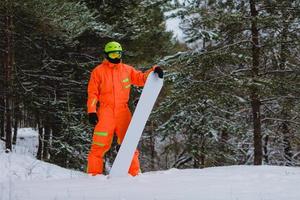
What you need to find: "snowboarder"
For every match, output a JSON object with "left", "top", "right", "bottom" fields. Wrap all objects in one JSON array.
[{"left": 87, "top": 41, "right": 163, "bottom": 176}]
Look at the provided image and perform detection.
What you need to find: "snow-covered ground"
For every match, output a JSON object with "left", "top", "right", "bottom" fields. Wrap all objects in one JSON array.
[
  {"left": 3, "top": 128, "right": 38, "bottom": 156},
  {"left": 1, "top": 128, "right": 300, "bottom": 200},
  {"left": 0, "top": 128, "right": 85, "bottom": 183}
]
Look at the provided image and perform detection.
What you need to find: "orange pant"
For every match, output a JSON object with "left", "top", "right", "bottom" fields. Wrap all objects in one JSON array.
[{"left": 87, "top": 104, "right": 140, "bottom": 176}]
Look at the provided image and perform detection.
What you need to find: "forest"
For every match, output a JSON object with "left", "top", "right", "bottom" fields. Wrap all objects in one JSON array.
[{"left": 0, "top": 0, "right": 299, "bottom": 173}]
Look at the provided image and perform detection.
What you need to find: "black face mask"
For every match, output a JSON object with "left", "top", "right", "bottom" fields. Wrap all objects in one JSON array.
[
  {"left": 107, "top": 57, "right": 121, "bottom": 64},
  {"left": 105, "top": 53, "right": 122, "bottom": 64}
]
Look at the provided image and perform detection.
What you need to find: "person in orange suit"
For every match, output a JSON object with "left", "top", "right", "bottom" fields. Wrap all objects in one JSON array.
[{"left": 87, "top": 41, "right": 163, "bottom": 176}]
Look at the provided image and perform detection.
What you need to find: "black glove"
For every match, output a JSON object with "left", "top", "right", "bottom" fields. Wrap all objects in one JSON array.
[
  {"left": 154, "top": 66, "right": 164, "bottom": 78},
  {"left": 88, "top": 113, "right": 98, "bottom": 126}
]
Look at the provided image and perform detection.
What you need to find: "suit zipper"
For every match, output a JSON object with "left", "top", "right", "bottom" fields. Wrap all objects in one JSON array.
[{"left": 112, "top": 66, "right": 116, "bottom": 116}]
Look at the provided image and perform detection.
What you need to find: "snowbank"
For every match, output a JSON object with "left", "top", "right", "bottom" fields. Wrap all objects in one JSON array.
[
  {"left": 0, "top": 128, "right": 38, "bottom": 156},
  {"left": 1, "top": 128, "right": 300, "bottom": 200},
  {"left": 17, "top": 128, "right": 38, "bottom": 138},
  {"left": 0, "top": 153, "right": 85, "bottom": 183},
  {"left": 1, "top": 165, "right": 300, "bottom": 200},
  {"left": 0, "top": 128, "right": 85, "bottom": 199},
  {"left": 0, "top": 128, "right": 84, "bottom": 184}
]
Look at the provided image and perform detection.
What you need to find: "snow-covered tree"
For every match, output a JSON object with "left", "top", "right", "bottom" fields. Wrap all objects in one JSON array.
[
  {"left": 1, "top": 0, "right": 177, "bottom": 171},
  {"left": 153, "top": 0, "right": 300, "bottom": 169},
  {"left": 0, "top": 0, "right": 112, "bottom": 162}
]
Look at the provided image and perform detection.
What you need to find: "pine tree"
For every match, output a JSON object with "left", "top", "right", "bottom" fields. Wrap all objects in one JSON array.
[
  {"left": 1, "top": 0, "right": 177, "bottom": 171},
  {"left": 0, "top": 0, "right": 112, "bottom": 165},
  {"left": 83, "top": 0, "right": 175, "bottom": 65},
  {"left": 155, "top": 0, "right": 300, "bottom": 168}
]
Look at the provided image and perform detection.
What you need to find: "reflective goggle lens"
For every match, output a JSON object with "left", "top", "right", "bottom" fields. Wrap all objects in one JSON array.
[{"left": 108, "top": 52, "right": 122, "bottom": 59}]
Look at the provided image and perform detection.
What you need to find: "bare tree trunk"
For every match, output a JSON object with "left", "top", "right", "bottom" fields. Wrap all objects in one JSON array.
[
  {"left": 43, "top": 120, "right": 51, "bottom": 160},
  {"left": 149, "top": 122, "right": 155, "bottom": 170},
  {"left": 4, "top": 0, "right": 14, "bottom": 153},
  {"left": 36, "top": 111, "right": 43, "bottom": 160},
  {"left": 251, "top": 93, "right": 262, "bottom": 165},
  {"left": 12, "top": 114, "right": 18, "bottom": 145},
  {"left": 216, "top": 128, "right": 229, "bottom": 165},
  {"left": 282, "top": 122, "right": 292, "bottom": 165},
  {"left": 250, "top": 0, "right": 262, "bottom": 165},
  {"left": 0, "top": 97, "right": 4, "bottom": 140},
  {"left": 263, "top": 135, "right": 269, "bottom": 164},
  {"left": 12, "top": 99, "right": 20, "bottom": 145},
  {"left": 220, "top": 128, "right": 229, "bottom": 150},
  {"left": 199, "top": 135, "right": 206, "bottom": 168}
]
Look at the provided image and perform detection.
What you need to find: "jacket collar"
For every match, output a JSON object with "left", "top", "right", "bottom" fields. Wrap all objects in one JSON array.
[{"left": 103, "top": 59, "right": 122, "bottom": 68}]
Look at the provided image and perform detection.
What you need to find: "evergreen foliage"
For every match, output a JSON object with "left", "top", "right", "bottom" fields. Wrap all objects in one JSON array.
[
  {"left": 0, "top": 0, "right": 175, "bottom": 171},
  {"left": 153, "top": 0, "right": 300, "bottom": 168},
  {"left": 83, "top": 0, "right": 175, "bottom": 64},
  {"left": 1, "top": 0, "right": 299, "bottom": 173}
]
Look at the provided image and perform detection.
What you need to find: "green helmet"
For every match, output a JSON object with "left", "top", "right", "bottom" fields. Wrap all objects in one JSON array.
[{"left": 104, "top": 41, "right": 122, "bottom": 53}]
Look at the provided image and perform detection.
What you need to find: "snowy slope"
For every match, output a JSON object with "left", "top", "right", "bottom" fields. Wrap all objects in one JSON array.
[
  {"left": 1, "top": 128, "right": 39, "bottom": 155},
  {"left": 0, "top": 152, "right": 85, "bottom": 183},
  {"left": 1, "top": 128, "right": 300, "bottom": 200},
  {"left": 2, "top": 166, "right": 300, "bottom": 200},
  {"left": 0, "top": 128, "right": 85, "bottom": 184}
]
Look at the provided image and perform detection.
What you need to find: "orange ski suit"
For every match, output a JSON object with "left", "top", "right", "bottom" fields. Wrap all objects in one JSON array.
[{"left": 87, "top": 60, "right": 154, "bottom": 176}]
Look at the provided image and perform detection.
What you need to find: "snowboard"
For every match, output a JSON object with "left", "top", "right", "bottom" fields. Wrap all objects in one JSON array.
[{"left": 109, "top": 71, "right": 163, "bottom": 178}]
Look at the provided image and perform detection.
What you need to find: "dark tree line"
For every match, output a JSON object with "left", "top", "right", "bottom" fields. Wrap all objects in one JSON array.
[
  {"left": 152, "top": 0, "right": 300, "bottom": 169},
  {"left": 0, "top": 0, "right": 175, "bottom": 171},
  {"left": 1, "top": 0, "right": 299, "bottom": 173}
]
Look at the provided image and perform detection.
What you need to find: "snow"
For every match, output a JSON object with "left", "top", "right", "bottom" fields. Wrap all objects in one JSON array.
[
  {"left": 17, "top": 128, "right": 38, "bottom": 138},
  {"left": 0, "top": 128, "right": 84, "bottom": 184},
  {"left": 165, "top": 10, "right": 185, "bottom": 42},
  {"left": 10, "top": 128, "right": 38, "bottom": 156},
  {"left": 0, "top": 153, "right": 84, "bottom": 183},
  {"left": 165, "top": 16, "right": 184, "bottom": 42},
  {"left": 2, "top": 165, "right": 300, "bottom": 200},
  {"left": 1, "top": 128, "right": 300, "bottom": 200}
]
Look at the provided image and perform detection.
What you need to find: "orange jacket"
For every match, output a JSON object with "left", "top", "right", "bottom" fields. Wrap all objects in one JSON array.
[{"left": 87, "top": 60, "right": 154, "bottom": 113}]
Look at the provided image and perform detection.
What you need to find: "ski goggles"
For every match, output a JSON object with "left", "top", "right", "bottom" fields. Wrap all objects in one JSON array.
[{"left": 108, "top": 51, "right": 122, "bottom": 59}]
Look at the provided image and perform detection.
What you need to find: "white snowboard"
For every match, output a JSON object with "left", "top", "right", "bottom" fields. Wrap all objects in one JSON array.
[{"left": 109, "top": 72, "right": 163, "bottom": 178}]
